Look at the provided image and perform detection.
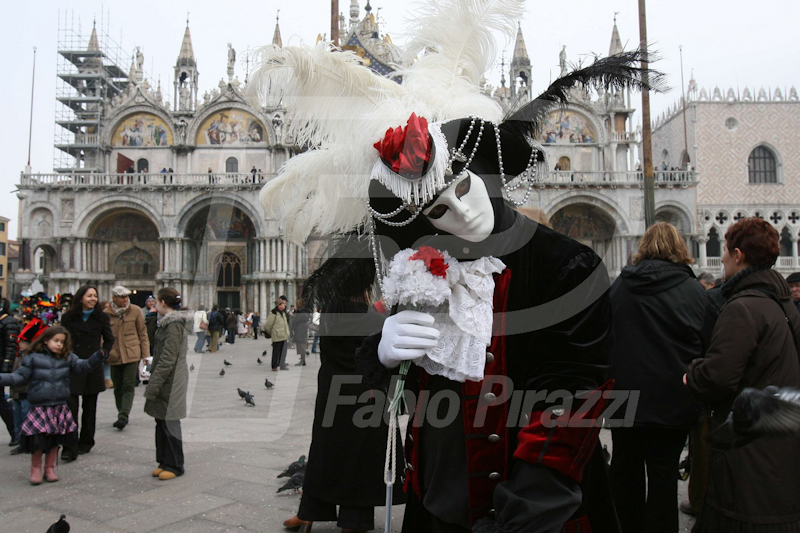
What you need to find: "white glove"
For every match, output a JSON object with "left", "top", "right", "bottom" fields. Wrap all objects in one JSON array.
[{"left": 378, "top": 310, "right": 440, "bottom": 369}]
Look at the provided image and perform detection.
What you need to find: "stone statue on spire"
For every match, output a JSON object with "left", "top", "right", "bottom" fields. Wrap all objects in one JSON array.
[
  {"left": 559, "top": 46, "right": 568, "bottom": 77},
  {"left": 227, "top": 43, "right": 236, "bottom": 81}
]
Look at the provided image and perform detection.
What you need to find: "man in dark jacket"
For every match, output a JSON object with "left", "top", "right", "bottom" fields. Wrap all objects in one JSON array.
[
  {"left": 225, "top": 309, "right": 237, "bottom": 345},
  {"left": 0, "top": 298, "right": 21, "bottom": 443},
  {"left": 207, "top": 305, "right": 224, "bottom": 352}
]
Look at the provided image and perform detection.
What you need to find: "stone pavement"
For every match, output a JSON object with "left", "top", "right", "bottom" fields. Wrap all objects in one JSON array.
[{"left": 0, "top": 338, "right": 695, "bottom": 532}]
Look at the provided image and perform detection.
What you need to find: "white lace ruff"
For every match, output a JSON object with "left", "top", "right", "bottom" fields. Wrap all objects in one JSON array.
[{"left": 417, "top": 256, "right": 505, "bottom": 382}]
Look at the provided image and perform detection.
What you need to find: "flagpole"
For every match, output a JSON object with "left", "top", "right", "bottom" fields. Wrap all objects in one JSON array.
[{"left": 27, "top": 47, "right": 37, "bottom": 170}]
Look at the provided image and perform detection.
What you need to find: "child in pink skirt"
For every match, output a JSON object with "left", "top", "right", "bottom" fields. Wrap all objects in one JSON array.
[{"left": 0, "top": 326, "right": 107, "bottom": 484}]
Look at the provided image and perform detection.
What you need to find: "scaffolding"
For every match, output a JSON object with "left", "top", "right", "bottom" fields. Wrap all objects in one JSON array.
[{"left": 54, "top": 10, "right": 130, "bottom": 173}]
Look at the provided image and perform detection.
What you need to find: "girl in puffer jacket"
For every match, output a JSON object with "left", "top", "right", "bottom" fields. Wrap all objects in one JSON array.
[{"left": 0, "top": 326, "right": 107, "bottom": 485}]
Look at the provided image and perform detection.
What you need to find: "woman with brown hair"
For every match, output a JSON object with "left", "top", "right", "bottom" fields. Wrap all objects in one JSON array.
[
  {"left": 60, "top": 284, "right": 115, "bottom": 462},
  {"left": 608, "top": 222, "right": 717, "bottom": 533},
  {"left": 144, "top": 287, "right": 191, "bottom": 480},
  {"left": 686, "top": 218, "right": 800, "bottom": 532}
]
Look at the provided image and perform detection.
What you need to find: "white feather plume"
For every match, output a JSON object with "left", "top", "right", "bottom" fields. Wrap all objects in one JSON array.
[
  {"left": 401, "top": 0, "right": 526, "bottom": 86},
  {"left": 247, "top": 43, "right": 407, "bottom": 148},
  {"left": 259, "top": 145, "right": 375, "bottom": 245}
]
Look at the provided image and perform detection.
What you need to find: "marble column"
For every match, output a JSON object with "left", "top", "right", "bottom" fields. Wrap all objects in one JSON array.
[
  {"left": 791, "top": 235, "right": 799, "bottom": 269},
  {"left": 697, "top": 237, "right": 708, "bottom": 269}
]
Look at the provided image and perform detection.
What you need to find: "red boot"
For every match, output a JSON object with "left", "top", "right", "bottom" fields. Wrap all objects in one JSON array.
[
  {"left": 44, "top": 447, "right": 60, "bottom": 482},
  {"left": 30, "top": 450, "right": 43, "bottom": 485}
]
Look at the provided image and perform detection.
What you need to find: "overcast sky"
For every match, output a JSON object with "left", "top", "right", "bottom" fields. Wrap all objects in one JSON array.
[{"left": 2, "top": 0, "right": 798, "bottom": 240}]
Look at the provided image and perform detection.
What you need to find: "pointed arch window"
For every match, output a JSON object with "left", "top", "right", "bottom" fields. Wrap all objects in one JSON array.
[
  {"left": 216, "top": 252, "right": 242, "bottom": 288},
  {"left": 748, "top": 146, "right": 778, "bottom": 184}
]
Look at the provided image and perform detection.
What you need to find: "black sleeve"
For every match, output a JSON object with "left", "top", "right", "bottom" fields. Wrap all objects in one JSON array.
[
  {"left": 474, "top": 462, "right": 582, "bottom": 533},
  {"left": 1, "top": 318, "right": 21, "bottom": 373},
  {"left": 354, "top": 332, "right": 395, "bottom": 390},
  {"left": 100, "top": 313, "right": 115, "bottom": 354}
]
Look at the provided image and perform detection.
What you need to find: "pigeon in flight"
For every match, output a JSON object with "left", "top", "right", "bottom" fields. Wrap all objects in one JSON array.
[
  {"left": 278, "top": 455, "right": 306, "bottom": 478},
  {"left": 223, "top": 359, "right": 233, "bottom": 367},
  {"left": 257, "top": 358, "right": 263, "bottom": 365},
  {"left": 706, "top": 386, "right": 800, "bottom": 450},
  {"left": 244, "top": 392, "right": 256, "bottom": 407},
  {"left": 219, "top": 368, "right": 225, "bottom": 377},
  {"left": 46, "top": 515, "right": 70, "bottom": 533},
  {"left": 189, "top": 364, "right": 195, "bottom": 372},
  {"left": 276, "top": 472, "right": 304, "bottom": 493},
  {"left": 265, "top": 378, "right": 274, "bottom": 389}
]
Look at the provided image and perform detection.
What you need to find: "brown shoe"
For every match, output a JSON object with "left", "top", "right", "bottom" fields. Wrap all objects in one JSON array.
[
  {"left": 152, "top": 468, "right": 164, "bottom": 477},
  {"left": 680, "top": 500, "right": 697, "bottom": 516},
  {"left": 105, "top": 378, "right": 114, "bottom": 389},
  {"left": 283, "top": 515, "right": 312, "bottom": 531},
  {"left": 158, "top": 470, "right": 177, "bottom": 480}
]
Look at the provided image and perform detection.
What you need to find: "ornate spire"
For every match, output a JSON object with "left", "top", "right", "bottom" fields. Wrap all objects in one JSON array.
[
  {"left": 608, "top": 14, "right": 623, "bottom": 56},
  {"left": 87, "top": 19, "right": 100, "bottom": 52},
  {"left": 178, "top": 16, "right": 196, "bottom": 67},
  {"left": 511, "top": 22, "right": 530, "bottom": 67},
  {"left": 350, "top": 0, "right": 360, "bottom": 29},
  {"left": 272, "top": 10, "right": 283, "bottom": 47}
]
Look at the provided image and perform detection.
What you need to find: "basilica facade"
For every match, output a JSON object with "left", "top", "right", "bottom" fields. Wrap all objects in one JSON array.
[{"left": 15, "top": 16, "right": 305, "bottom": 314}]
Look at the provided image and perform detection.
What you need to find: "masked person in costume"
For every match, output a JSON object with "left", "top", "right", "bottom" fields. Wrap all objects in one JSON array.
[{"left": 250, "top": 2, "right": 661, "bottom": 531}]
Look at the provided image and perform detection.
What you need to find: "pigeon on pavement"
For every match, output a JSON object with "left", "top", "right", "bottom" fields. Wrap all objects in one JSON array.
[
  {"left": 244, "top": 392, "right": 255, "bottom": 406},
  {"left": 189, "top": 364, "right": 195, "bottom": 372},
  {"left": 278, "top": 455, "right": 306, "bottom": 478},
  {"left": 237, "top": 388, "right": 247, "bottom": 400},
  {"left": 265, "top": 378, "right": 274, "bottom": 389},
  {"left": 46, "top": 514, "right": 70, "bottom": 533},
  {"left": 276, "top": 472, "right": 304, "bottom": 493},
  {"left": 257, "top": 358, "right": 263, "bottom": 365},
  {"left": 262, "top": 350, "right": 267, "bottom": 356},
  {"left": 219, "top": 368, "right": 225, "bottom": 377},
  {"left": 223, "top": 359, "right": 233, "bottom": 367}
]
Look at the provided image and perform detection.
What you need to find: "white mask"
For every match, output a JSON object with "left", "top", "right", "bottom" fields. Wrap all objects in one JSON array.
[{"left": 422, "top": 170, "right": 494, "bottom": 242}]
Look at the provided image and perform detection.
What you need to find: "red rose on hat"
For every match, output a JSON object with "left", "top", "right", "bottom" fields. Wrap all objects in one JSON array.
[{"left": 374, "top": 113, "right": 433, "bottom": 177}]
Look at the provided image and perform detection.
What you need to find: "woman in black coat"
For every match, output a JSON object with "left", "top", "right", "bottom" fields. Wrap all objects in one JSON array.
[
  {"left": 60, "top": 285, "right": 115, "bottom": 462},
  {"left": 608, "top": 223, "right": 717, "bottom": 533}
]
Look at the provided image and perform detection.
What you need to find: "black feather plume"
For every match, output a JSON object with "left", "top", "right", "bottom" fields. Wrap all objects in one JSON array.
[
  {"left": 506, "top": 47, "right": 668, "bottom": 129},
  {"left": 301, "top": 234, "right": 376, "bottom": 312}
]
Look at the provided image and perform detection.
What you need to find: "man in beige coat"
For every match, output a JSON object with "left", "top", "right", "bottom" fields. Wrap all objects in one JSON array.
[{"left": 106, "top": 286, "right": 150, "bottom": 430}]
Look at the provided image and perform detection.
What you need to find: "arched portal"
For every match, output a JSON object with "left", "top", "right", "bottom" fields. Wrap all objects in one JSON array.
[
  {"left": 184, "top": 204, "right": 257, "bottom": 311},
  {"left": 551, "top": 203, "right": 616, "bottom": 252},
  {"left": 89, "top": 210, "right": 160, "bottom": 294}
]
